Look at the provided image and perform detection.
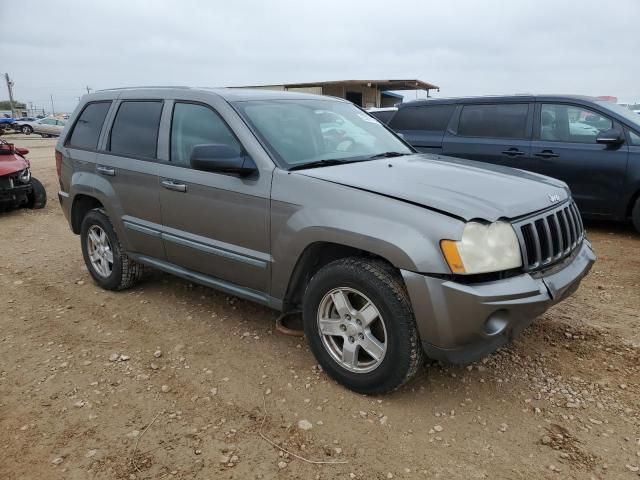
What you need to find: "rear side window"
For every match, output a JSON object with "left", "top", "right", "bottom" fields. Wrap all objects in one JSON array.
[
  {"left": 170, "top": 102, "right": 241, "bottom": 167},
  {"left": 109, "top": 101, "right": 163, "bottom": 159},
  {"left": 389, "top": 105, "right": 455, "bottom": 131},
  {"left": 458, "top": 104, "right": 529, "bottom": 139},
  {"left": 67, "top": 102, "right": 111, "bottom": 149}
]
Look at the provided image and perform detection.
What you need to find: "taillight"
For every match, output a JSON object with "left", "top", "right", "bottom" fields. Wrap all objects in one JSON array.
[{"left": 55, "top": 150, "right": 62, "bottom": 180}]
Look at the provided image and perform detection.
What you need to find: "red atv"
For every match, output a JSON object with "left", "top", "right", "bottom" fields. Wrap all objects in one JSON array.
[{"left": 0, "top": 139, "right": 47, "bottom": 211}]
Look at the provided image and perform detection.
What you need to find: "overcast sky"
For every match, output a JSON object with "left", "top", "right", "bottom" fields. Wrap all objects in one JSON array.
[{"left": 1, "top": 0, "right": 638, "bottom": 113}]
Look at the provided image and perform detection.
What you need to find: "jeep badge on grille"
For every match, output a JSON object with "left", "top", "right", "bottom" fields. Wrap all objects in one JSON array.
[{"left": 549, "top": 194, "right": 561, "bottom": 203}]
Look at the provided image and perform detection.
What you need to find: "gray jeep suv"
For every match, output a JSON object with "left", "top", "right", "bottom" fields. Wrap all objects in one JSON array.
[{"left": 56, "top": 87, "right": 595, "bottom": 393}]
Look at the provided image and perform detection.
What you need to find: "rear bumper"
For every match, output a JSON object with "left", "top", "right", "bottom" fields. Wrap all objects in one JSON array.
[
  {"left": 402, "top": 240, "right": 596, "bottom": 364},
  {"left": 58, "top": 190, "right": 71, "bottom": 223}
]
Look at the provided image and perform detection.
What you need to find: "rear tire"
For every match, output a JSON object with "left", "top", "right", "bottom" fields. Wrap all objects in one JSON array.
[
  {"left": 303, "top": 257, "right": 423, "bottom": 394},
  {"left": 27, "top": 177, "right": 47, "bottom": 209},
  {"left": 632, "top": 198, "right": 640, "bottom": 233},
  {"left": 80, "top": 209, "right": 143, "bottom": 290}
]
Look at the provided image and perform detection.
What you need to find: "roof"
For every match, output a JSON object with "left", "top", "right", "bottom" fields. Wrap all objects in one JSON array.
[
  {"left": 93, "top": 86, "right": 348, "bottom": 102},
  {"left": 234, "top": 79, "right": 439, "bottom": 91},
  {"left": 398, "top": 94, "right": 599, "bottom": 108}
]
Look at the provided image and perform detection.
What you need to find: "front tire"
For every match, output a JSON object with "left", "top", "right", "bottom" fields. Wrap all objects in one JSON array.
[
  {"left": 27, "top": 177, "right": 47, "bottom": 209},
  {"left": 303, "top": 257, "right": 423, "bottom": 394},
  {"left": 632, "top": 198, "right": 640, "bottom": 233},
  {"left": 80, "top": 209, "right": 143, "bottom": 290},
  {"left": 22, "top": 125, "right": 32, "bottom": 135}
]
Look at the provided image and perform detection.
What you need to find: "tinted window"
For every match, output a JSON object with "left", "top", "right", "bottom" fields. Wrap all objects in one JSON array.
[
  {"left": 628, "top": 130, "right": 640, "bottom": 146},
  {"left": 458, "top": 104, "right": 529, "bottom": 139},
  {"left": 42, "top": 119, "right": 56, "bottom": 125},
  {"left": 67, "top": 102, "right": 110, "bottom": 149},
  {"left": 109, "top": 101, "right": 163, "bottom": 158},
  {"left": 540, "top": 104, "right": 612, "bottom": 143},
  {"left": 171, "top": 103, "right": 241, "bottom": 167},
  {"left": 390, "top": 104, "right": 454, "bottom": 132},
  {"left": 369, "top": 110, "right": 395, "bottom": 124}
]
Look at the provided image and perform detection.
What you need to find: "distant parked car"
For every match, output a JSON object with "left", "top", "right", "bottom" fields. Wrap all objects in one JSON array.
[
  {"left": 11, "top": 117, "right": 37, "bottom": 131},
  {"left": 367, "top": 107, "right": 397, "bottom": 124},
  {"left": 384, "top": 95, "right": 640, "bottom": 232},
  {"left": 21, "top": 117, "right": 66, "bottom": 137}
]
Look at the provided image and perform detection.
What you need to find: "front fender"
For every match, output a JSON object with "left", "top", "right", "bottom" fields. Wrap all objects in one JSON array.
[{"left": 270, "top": 171, "right": 464, "bottom": 300}]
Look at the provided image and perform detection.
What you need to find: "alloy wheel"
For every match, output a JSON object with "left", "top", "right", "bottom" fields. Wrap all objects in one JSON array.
[{"left": 317, "top": 287, "right": 387, "bottom": 373}]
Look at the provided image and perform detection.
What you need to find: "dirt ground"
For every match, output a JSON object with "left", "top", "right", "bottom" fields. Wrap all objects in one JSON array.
[{"left": 1, "top": 135, "right": 639, "bottom": 480}]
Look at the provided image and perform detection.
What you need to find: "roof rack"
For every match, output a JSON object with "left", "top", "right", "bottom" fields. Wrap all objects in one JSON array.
[{"left": 96, "top": 86, "right": 192, "bottom": 92}]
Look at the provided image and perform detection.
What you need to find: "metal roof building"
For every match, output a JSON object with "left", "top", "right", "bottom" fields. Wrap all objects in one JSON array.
[{"left": 232, "top": 79, "right": 439, "bottom": 108}]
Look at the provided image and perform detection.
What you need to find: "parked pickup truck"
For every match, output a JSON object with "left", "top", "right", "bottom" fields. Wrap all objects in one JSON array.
[{"left": 56, "top": 87, "right": 595, "bottom": 393}]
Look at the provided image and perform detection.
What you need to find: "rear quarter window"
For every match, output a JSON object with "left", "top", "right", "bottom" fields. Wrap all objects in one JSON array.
[
  {"left": 67, "top": 102, "right": 111, "bottom": 150},
  {"left": 389, "top": 104, "right": 454, "bottom": 131}
]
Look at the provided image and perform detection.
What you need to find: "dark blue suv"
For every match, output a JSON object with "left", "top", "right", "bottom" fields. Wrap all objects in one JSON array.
[{"left": 382, "top": 95, "right": 640, "bottom": 232}]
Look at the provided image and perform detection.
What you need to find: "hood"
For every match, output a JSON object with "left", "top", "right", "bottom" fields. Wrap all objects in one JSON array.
[
  {"left": 0, "top": 153, "right": 29, "bottom": 177},
  {"left": 296, "top": 154, "right": 570, "bottom": 222}
]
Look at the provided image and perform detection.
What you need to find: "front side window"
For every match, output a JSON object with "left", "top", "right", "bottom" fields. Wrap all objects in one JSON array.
[
  {"left": 67, "top": 102, "right": 111, "bottom": 149},
  {"left": 235, "top": 99, "right": 412, "bottom": 167},
  {"left": 390, "top": 104, "right": 455, "bottom": 131},
  {"left": 458, "top": 104, "right": 529, "bottom": 139},
  {"left": 41, "top": 119, "right": 56, "bottom": 125},
  {"left": 109, "top": 101, "right": 163, "bottom": 159},
  {"left": 629, "top": 130, "right": 640, "bottom": 146},
  {"left": 540, "top": 104, "right": 612, "bottom": 143},
  {"left": 171, "top": 103, "right": 241, "bottom": 167}
]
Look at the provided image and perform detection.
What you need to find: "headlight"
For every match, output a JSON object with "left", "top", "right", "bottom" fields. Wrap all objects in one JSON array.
[
  {"left": 17, "top": 168, "right": 31, "bottom": 184},
  {"left": 440, "top": 221, "right": 522, "bottom": 274}
]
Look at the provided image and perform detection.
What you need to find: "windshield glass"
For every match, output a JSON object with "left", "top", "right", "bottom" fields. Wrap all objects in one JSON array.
[
  {"left": 235, "top": 99, "right": 412, "bottom": 168},
  {"left": 596, "top": 101, "right": 640, "bottom": 128}
]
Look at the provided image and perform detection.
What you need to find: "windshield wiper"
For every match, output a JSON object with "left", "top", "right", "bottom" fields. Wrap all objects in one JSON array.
[
  {"left": 366, "top": 151, "right": 411, "bottom": 160},
  {"left": 288, "top": 159, "right": 364, "bottom": 171}
]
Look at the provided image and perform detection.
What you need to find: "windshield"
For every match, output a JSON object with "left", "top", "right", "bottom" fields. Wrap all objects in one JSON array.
[
  {"left": 596, "top": 101, "right": 640, "bottom": 128},
  {"left": 235, "top": 99, "right": 412, "bottom": 168}
]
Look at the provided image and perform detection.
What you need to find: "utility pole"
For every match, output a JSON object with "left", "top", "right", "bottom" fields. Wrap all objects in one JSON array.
[
  {"left": 4, "top": 73, "right": 16, "bottom": 117},
  {"left": 86, "top": 86, "right": 92, "bottom": 94},
  {"left": 50, "top": 94, "right": 55, "bottom": 116}
]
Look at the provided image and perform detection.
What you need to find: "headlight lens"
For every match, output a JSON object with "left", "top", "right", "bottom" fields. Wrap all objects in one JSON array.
[
  {"left": 441, "top": 221, "right": 522, "bottom": 274},
  {"left": 17, "top": 168, "right": 31, "bottom": 184}
]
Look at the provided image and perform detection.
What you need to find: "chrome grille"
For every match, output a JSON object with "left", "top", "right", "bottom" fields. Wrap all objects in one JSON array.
[{"left": 514, "top": 201, "right": 585, "bottom": 271}]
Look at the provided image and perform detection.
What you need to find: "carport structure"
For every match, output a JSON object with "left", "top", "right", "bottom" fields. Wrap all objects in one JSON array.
[{"left": 233, "top": 79, "right": 440, "bottom": 108}]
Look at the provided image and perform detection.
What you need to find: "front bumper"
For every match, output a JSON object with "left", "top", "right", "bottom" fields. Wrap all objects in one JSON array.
[
  {"left": 0, "top": 184, "right": 32, "bottom": 206},
  {"left": 402, "top": 240, "right": 596, "bottom": 364}
]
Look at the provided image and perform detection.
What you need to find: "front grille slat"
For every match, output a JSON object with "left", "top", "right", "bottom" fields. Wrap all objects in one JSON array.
[
  {"left": 539, "top": 217, "right": 553, "bottom": 264},
  {"left": 516, "top": 200, "right": 585, "bottom": 272},
  {"left": 565, "top": 207, "right": 577, "bottom": 249}
]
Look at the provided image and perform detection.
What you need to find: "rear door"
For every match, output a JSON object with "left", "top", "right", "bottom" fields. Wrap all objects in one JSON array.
[
  {"left": 94, "top": 99, "right": 165, "bottom": 258},
  {"left": 530, "top": 102, "right": 628, "bottom": 217},
  {"left": 442, "top": 102, "right": 533, "bottom": 168},
  {"left": 157, "top": 100, "right": 271, "bottom": 294},
  {"left": 387, "top": 104, "right": 455, "bottom": 153}
]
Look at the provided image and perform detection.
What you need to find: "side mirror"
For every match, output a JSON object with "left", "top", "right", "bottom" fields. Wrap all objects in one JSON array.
[
  {"left": 596, "top": 128, "right": 625, "bottom": 146},
  {"left": 190, "top": 144, "right": 257, "bottom": 177},
  {"left": 15, "top": 147, "right": 29, "bottom": 155}
]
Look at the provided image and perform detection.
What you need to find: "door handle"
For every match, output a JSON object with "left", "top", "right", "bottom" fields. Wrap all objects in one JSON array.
[
  {"left": 534, "top": 150, "right": 560, "bottom": 159},
  {"left": 501, "top": 148, "right": 525, "bottom": 157},
  {"left": 96, "top": 165, "right": 115, "bottom": 176},
  {"left": 161, "top": 179, "right": 187, "bottom": 192}
]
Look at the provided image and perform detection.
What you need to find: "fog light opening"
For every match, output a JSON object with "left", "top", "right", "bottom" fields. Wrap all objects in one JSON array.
[{"left": 484, "top": 311, "right": 509, "bottom": 337}]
